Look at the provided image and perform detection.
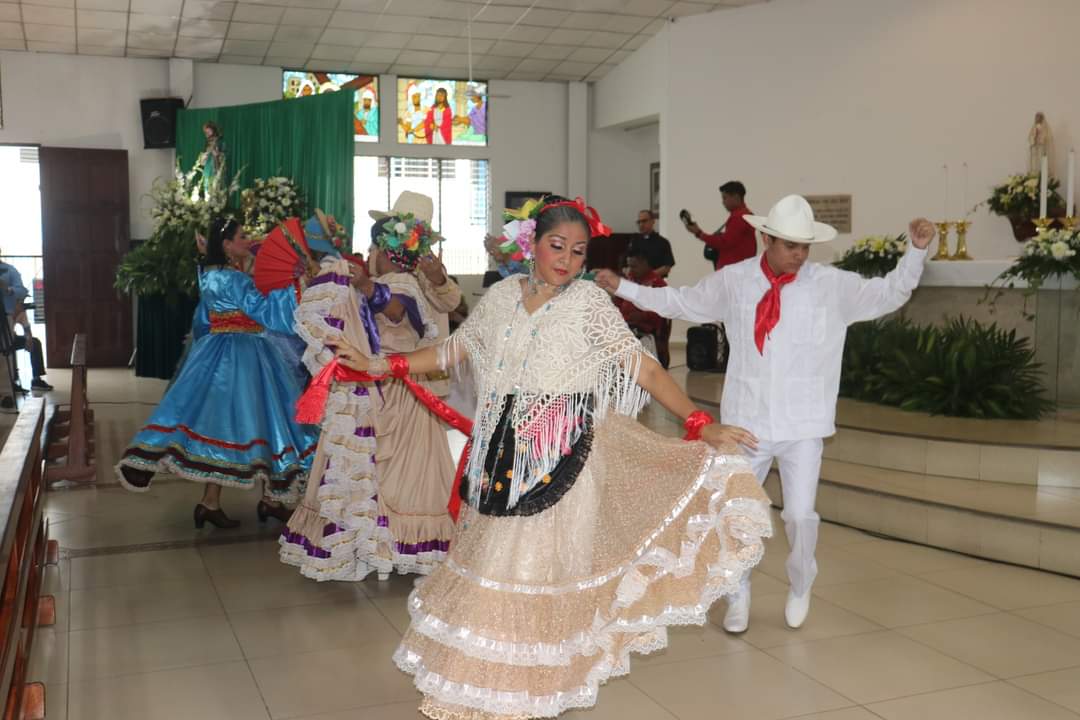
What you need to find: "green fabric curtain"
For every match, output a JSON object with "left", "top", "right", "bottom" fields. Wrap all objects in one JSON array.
[{"left": 176, "top": 91, "right": 354, "bottom": 233}]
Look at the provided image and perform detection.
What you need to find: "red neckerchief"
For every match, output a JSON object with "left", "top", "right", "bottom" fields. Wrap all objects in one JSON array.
[{"left": 754, "top": 254, "right": 797, "bottom": 354}]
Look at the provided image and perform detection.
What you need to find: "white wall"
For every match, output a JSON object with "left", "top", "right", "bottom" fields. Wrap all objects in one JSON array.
[
  {"left": 593, "top": 26, "right": 668, "bottom": 131},
  {"left": 189, "top": 62, "right": 281, "bottom": 109},
  {"left": 587, "top": 118, "right": 659, "bottom": 234},
  {"left": 666, "top": 0, "right": 1080, "bottom": 279},
  {"left": 0, "top": 50, "right": 173, "bottom": 239},
  {"left": 0, "top": 52, "right": 572, "bottom": 251},
  {"left": 595, "top": 0, "right": 1080, "bottom": 295}
]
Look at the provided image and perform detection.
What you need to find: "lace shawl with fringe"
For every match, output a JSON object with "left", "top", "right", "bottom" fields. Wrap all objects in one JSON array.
[{"left": 442, "top": 275, "right": 652, "bottom": 510}]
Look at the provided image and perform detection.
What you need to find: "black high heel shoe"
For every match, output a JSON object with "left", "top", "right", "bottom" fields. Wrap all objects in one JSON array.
[
  {"left": 256, "top": 500, "right": 293, "bottom": 524},
  {"left": 194, "top": 504, "right": 241, "bottom": 529}
]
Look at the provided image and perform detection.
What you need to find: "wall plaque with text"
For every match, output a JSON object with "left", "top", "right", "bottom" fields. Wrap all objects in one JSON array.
[{"left": 805, "top": 194, "right": 852, "bottom": 233}]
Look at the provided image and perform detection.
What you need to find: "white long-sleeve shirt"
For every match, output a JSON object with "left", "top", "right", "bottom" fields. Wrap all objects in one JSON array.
[{"left": 616, "top": 247, "right": 928, "bottom": 442}]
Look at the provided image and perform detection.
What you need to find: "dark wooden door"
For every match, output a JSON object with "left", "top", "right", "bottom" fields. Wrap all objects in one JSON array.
[{"left": 40, "top": 148, "right": 132, "bottom": 367}]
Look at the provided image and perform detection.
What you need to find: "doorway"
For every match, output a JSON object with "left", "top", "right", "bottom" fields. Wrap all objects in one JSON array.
[{"left": 0, "top": 145, "right": 46, "bottom": 386}]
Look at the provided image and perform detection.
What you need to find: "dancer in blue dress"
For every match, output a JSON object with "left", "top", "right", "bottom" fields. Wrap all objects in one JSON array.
[{"left": 117, "top": 217, "right": 319, "bottom": 529}]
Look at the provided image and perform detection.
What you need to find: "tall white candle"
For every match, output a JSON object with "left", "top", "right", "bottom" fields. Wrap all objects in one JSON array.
[
  {"left": 1040, "top": 154, "right": 1049, "bottom": 219},
  {"left": 1068, "top": 149, "right": 1075, "bottom": 217},
  {"left": 962, "top": 162, "right": 968, "bottom": 218},
  {"left": 943, "top": 163, "right": 949, "bottom": 220}
]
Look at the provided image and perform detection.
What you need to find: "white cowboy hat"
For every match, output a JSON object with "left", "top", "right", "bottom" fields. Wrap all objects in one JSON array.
[
  {"left": 369, "top": 191, "right": 444, "bottom": 239},
  {"left": 745, "top": 194, "right": 838, "bottom": 244}
]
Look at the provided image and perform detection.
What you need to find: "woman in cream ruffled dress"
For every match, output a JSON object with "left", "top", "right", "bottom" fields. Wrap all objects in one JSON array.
[{"left": 337, "top": 196, "right": 773, "bottom": 719}]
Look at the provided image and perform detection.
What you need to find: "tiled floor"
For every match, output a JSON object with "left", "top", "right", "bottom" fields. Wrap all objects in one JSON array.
[{"left": 27, "top": 365, "right": 1080, "bottom": 719}]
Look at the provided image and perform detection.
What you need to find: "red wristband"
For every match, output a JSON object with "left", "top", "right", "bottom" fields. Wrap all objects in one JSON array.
[
  {"left": 388, "top": 354, "right": 410, "bottom": 379},
  {"left": 683, "top": 410, "right": 714, "bottom": 441}
]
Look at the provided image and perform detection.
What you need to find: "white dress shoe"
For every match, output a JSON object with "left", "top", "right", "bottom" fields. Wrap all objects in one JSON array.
[
  {"left": 785, "top": 589, "right": 811, "bottom": 628},
  {"left": 722, "top": 585, "right": 751, "bottom": 633},
  {"left": 377, "top": 571, "right": 390, "bottom": 582}
]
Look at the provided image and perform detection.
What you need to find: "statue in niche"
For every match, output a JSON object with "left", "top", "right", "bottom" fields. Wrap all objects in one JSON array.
[
  {"left": 1029, "top": 112, "right": 1052, "bottom": 175},
  {"left": 192, "top": 121, "right": 226, "bottom": 200}
]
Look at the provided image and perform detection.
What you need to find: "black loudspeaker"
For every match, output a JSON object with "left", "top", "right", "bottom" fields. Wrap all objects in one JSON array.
[
  {"left": 687, "top": 325, "right": 719, "bottom": 371},
  {"left": 140, "top": 98, "right": 185, "bottom": 149},
  {"left": 687, "top": 324, "right": 730, "bottom": 373}
]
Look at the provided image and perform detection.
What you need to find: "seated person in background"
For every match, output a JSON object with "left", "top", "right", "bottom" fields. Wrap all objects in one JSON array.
[
  {"left": 627, "top": 209, "right": 675, "bottom": 278},
  {"left": 615, "top": 249, "right": 669, "bottom": 365},
  {"left": 0, "top": 256, "right": 52, "bottom": 391}
]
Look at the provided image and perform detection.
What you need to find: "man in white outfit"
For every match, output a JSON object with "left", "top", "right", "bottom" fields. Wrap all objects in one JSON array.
[{"left": 597, "top": 195, "right": 936, "bottom": 631}]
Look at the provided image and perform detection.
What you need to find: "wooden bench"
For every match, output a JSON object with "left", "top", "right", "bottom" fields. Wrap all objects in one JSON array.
[
  {"left": 45, "top": 334, "right": 94, "bottom": 485},
  {"left": 0, "top": 397, "right": 54, "bottom": 720}
]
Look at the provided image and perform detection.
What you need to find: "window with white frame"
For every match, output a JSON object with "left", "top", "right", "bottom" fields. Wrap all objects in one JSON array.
[{"left": 353, "top": 156, "right": 491, "bottom": 275}]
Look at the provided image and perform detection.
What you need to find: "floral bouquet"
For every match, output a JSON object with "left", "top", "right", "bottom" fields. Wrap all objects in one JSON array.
[
  {"left": 246, "top": 176, "right": 305, "bottom": 237},
  {"left": 833, "top": 234, "right": 908, "bottom": 278},
  {"left": 987, "top": 172, "right": 1064, "bottom": 219},
  {"left": 995, "top": 228, "right": 1080, "bottom": 291},
  {"left": 116, "top": 164, "right": 238, "bottom": 300}
]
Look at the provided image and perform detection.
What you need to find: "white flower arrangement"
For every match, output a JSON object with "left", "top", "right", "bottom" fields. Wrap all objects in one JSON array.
[
  {"left": 987, "top": 171, "right": 1063, "bottom": 218},
  {"left": 987, "top": 226, "right": 1080, "bottom": 309},
  {"left": 1021, "top": 228, "right": 1079, "bottom": 261},
  {"left": 246, "top": 176, "right": 305, "bottom": 236},
  {"left": 833, "top": 233, "right": 908, "bottom": 278}
]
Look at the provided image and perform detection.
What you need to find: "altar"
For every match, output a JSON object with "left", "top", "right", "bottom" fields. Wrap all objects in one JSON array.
[
  {"left": 921, "top": 258, "right": 1079, "bottom": 289},
  {"left": 903, "top": 256, "right": 1079, "bottom": 409}
]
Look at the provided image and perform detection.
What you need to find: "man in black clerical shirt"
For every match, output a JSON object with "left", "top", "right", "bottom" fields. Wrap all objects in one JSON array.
[{"left": 627, "top": 209, "right": 674, "bottom": 278}]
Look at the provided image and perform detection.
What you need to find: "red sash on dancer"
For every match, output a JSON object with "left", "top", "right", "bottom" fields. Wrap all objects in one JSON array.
[{"left": 296, "top": 358, "right": 474, "bottom": 521}]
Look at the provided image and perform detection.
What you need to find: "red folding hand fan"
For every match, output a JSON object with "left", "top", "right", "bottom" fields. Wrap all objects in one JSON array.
[{"left": 253, "top": 218, "right": 311, "bottom": 295}]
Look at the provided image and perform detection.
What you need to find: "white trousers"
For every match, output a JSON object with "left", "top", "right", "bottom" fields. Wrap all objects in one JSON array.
[{"left": 746, "top": 438, "right": 823, "bottom": 596}]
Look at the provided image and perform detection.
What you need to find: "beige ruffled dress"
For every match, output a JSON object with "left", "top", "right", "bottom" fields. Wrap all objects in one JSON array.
[
  {"left": 279, "top": 261, "right": 463, "bottom": 580},
  {"left": 394, "top": 276, "right": 773, "bottom": 719}
]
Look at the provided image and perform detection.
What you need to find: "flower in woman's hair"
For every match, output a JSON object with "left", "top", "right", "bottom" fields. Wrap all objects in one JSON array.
[{"left": 394, "top": 221, "right": 407, "bottom": 234}]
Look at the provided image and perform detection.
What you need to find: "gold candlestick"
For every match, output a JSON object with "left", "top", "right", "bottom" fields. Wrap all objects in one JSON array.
[
  {"left": 1060, "top": 216, "right": 1078, "bottom": 232},
  {"left": 1033, "top": 217, "right": 1053, "bottom": 234},
  {"left": 951, "top": 220, "right": 973, "bottom": 260},
  {"left": 933, "top": 221, "right": 953, "bottom": 261}
]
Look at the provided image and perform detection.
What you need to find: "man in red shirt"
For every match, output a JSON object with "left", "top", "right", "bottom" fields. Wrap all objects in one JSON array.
[{"left": 686, "top": 181, "right": 757, "bottom": 270}]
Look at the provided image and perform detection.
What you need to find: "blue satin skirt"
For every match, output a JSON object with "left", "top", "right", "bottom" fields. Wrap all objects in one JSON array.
[{"left": 119, "top": 331, "right": 318, "bottom": 500}]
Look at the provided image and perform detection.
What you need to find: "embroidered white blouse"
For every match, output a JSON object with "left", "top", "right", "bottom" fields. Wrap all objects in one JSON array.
[{"left": 615, "top": 247, "right": 928, "bottom": 442}]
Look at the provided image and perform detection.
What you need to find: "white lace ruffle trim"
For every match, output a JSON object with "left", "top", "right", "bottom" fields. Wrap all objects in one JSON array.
[{"left": 394, "top": 452, "right": 773, "bottom": 716}]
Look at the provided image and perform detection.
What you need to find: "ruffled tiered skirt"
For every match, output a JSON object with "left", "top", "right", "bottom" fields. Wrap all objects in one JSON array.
[
  {"left": 117, "top": 332, "right": 318, "bottom": 501},
  {"left": 279, "top": 379, "right": 459, "bottom": 581},
  {"left": 279, "top": 383, "right": 387, "bottom": 581},
  {"left": 394, "top": 414, "right": 772, "bottom": 719}
]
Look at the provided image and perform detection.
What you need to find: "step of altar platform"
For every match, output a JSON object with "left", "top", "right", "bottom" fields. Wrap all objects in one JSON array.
[
  {"left": 764, "top": 460, "right": 1080, "bottom": 578},
  {"left": 823, "top": 424, "right": 1080, "bottom": 489}
]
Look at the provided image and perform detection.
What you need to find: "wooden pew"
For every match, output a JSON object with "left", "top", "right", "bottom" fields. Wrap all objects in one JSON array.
[
  {"left": 0, "top": 397, "right": 53, "bottom": 720},
  {"left": 44, "top": 335, "right": 94, "bottom": 485}
]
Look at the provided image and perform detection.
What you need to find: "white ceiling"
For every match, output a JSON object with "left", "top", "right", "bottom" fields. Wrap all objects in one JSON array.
[{"left": 0, "top": 0, "right": 766, "bottom": 82}]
